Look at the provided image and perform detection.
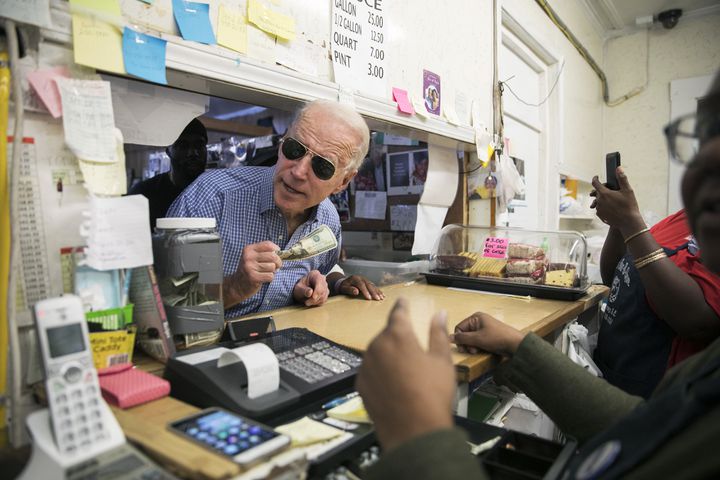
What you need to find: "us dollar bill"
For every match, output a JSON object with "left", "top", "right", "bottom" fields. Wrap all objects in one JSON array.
[{"left": 278, "top": 225, "right": 338, "bottom": 261}]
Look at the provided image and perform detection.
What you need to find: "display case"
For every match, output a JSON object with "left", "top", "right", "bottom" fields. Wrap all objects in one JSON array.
[{"left": 425, "top": 225, "right": 590, "bottom": 300}]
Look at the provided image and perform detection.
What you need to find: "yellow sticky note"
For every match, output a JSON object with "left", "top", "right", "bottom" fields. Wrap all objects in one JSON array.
[
  {"left": 79, "top": 129, "right": 128, "bottom": 195},
  {"left": 326, "top": 396, "right": 371, "bottom": 424},
  {"left": 217, "top": 4, "right": 248, "bottom": 54},
  {"left": 248, "top": 0, "right": 295, "bottom": 41},
  {"left": 69, "top": 0, "right": 123, "bottom": 73},
  {"left": 71, "top": 16, "right": 124, "bottom": 73},
  {"left": 71, "top": 0, "right": 121, "bottom": 15},
  {"left": 275, "top": 417, "right": 343, "bottom": 447}
]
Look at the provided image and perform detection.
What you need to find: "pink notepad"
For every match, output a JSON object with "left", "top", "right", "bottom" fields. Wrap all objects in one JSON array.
[{"left": 98, "top": 363, "right": 170, "bottom": 409}]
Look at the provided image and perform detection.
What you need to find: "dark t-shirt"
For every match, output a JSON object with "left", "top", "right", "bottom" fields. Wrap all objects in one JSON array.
[{"left": 127, "top": 172, "right": 184, "bottom": 229}]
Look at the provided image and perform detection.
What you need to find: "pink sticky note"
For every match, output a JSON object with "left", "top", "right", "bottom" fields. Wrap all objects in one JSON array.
[
  {"left": 483, "top": 236, "right": 509, "bottom": 258},
  {"left": 27, "top": 66, "right": 70, "bottom": 118},
  {"left": 392, "top": 87, "right": 415, "bottom": 115}
]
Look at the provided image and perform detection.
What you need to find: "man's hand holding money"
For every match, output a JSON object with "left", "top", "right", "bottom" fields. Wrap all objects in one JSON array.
[{"left": 224, "top": 241, "right": 282, "bottom": 308}]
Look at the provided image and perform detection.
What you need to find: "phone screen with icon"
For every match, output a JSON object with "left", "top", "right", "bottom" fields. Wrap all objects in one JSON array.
[{"left": 169, "top": 408, "right": 289, "bottom": 465}]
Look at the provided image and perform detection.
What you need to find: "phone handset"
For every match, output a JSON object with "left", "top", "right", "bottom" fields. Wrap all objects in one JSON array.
[{"left": 34, "top": 295, "right": 119, "bottom": 454}]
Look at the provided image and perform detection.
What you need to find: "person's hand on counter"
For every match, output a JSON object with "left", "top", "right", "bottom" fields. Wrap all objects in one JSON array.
[
  {"left": 338, "top": 275, "right": 385, "bottom": 300},
  {"left": 293, "top": 269, "right": 329, "bottom": 307},
  {"left": 356, "top": 299, "right": 455, "bottom": 452},
  {"left": 450, "top": 312, "right": 526, "bottom": 356},
  {"left": 224, "top": 241, "right": 282, "bottom": 308}
]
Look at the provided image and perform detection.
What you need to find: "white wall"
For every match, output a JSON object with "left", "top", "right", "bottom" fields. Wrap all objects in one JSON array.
[
  {"left": 470, "top": 0, "right": 605, "bottom": 227},
  {"left": 603, "top": 15, "right": 720, "bottom": 220}
]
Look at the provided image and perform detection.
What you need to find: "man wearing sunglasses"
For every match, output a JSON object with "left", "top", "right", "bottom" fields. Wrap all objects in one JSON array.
[{"left": 168, "top": 100, "right": 383, "bottom": 319}]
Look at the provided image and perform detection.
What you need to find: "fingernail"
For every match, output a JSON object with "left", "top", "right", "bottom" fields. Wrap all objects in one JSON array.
[{"left": 435, "top": 310, "right": 448, "bottom": 329}]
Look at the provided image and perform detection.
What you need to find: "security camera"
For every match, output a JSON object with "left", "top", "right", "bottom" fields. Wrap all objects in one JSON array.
[{"left": 657, "top": 9, "right": 682, "bottom": 29}]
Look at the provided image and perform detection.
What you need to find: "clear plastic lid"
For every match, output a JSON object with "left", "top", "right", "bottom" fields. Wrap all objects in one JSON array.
[
  {"left": 429, "top": 224, "right": 589, "bottom": 291},
  {"left": 156, "top": 217, "right": 216, "bottom": 229}
]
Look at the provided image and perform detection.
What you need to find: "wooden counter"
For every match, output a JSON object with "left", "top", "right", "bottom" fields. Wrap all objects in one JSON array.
[{"left": 239, "top": 281, "right": 608, "bottom": 382}]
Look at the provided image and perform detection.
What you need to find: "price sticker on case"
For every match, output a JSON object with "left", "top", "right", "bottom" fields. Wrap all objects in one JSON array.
[{"left": 483, "top": 237, "right": 508, "bottom": 258}]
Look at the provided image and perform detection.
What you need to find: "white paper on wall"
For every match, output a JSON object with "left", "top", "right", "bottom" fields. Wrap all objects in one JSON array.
[
  {"left": 412, "top": 143, "right": 458, "bottom": 255},
  {"left": 104, "top": 75, "right": 208, "bottom": 146},
  {"left": 57, "top": 78, "right": 117, "bottom": 163}
]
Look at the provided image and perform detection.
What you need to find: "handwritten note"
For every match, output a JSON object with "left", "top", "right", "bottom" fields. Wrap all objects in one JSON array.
[
  {"left": 26, "top": 67, "right": 70, "bottom": 118},
  {"left": 392, "top": 87, "right": 415, "bottom": 115},
  {"left": 79, "top": 128, "right": 128, "bottom": 195},
  {"left": 69, "top": 0, "right": 124, "bottom": 74},
  {"left": 355, "top": 191, "right": 387, "bottom": 220},
  {"left": 57, "top": 78, "right": 117, "bottom": 163},
  {"left": 217, "top": 4, "right": 248, "bottom": 54},
  {"left": 0, "top": 0, "right": 52, "bottom": 28},
  {"left": 248, "top": 0, "right": 295, "bottom": 41},
  {"left": 83, "top": 194, "right": 153, "bottom": 270},
  {"left": 483, "top": 237, "right": 509, "bottom": 258},
  {"left": 172, "top": 0, "right": 216, "bottom": 45},
  {"left": 122, "top": 28, "right": 167, "bottom": 85}
]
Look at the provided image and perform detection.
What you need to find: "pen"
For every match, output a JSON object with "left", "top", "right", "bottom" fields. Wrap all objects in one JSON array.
[{"left": 321, "top": 391, "right": 359, "bottom": 410}]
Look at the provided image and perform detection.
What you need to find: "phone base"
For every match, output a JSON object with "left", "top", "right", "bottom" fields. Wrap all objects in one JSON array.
[{"left": 18, "top": 406, "right": 124, "bottom": 480}]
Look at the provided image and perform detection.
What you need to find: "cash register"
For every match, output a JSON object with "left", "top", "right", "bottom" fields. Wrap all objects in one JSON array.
[{"left": 164, "top": 327, "right": 363, "bottom": 422}]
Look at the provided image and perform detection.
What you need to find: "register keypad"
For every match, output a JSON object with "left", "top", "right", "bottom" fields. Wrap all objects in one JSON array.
[{"left": 274, "top": 337, "right": 362, "bottom": 384}]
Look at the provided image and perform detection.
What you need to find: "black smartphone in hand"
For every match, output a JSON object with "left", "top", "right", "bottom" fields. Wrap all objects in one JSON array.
[{"left": 606, "top": 152, "right": 621, "bottom": 190}]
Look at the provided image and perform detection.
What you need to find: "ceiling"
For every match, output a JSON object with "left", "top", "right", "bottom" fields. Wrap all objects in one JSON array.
[{"left": 580, "top": 0, "right": 720, "bottom": 36}]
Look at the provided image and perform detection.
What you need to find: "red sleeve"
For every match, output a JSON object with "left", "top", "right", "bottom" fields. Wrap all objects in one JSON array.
[
  {"left": 649, "top": 209, "right": 692, "bottom": 248},
  {"left": 647, "top": 210, "right": 720, "bottom": 367}
]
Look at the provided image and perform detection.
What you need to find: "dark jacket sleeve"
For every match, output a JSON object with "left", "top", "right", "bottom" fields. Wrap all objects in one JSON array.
[
  {"left": 366, "top": 428, "right": 488, "bottom": 480},
  {"left": 494, "top": 333, "right": 643, "bottom": 443}
]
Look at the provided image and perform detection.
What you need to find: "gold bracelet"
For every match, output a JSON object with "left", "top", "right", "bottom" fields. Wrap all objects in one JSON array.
[
  {"left": 624, "top": 227, "right": 650, "bottom": 244},
  {"left": 635, "top": 251, "right": 667, "bottom": 270},
  {"left": 634, "top": 248, "right": 664, "bottom": 264}
]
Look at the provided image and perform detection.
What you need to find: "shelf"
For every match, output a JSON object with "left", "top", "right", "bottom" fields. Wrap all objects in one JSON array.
[{"left": 559, "top": 214, "right": 595, "bottom": 220}]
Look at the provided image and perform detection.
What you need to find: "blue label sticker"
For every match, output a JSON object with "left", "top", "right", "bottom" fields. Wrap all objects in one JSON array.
[
  {"left": 172, "top": 0, "right": 217, "bottom": 45},
  {"left": 122, "top": 28, "right": 167, "bottom": 85}
]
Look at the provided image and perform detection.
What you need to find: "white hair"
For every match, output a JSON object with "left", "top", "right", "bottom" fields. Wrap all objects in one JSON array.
[{"left": 292, "top": 99, "right": 370, "bottom": 171}]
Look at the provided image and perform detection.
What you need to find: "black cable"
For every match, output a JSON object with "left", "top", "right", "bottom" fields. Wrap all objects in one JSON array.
[{"left": 499, "top": 59, "right": 565, "bottom": 108}]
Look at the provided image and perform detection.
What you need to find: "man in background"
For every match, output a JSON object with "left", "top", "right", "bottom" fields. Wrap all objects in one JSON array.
[{"left": 129, "top": 118, "right": 208, "bottom": 228}]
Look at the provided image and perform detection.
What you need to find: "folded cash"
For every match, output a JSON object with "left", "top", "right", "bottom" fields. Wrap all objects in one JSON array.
[{"left": 278, "top": 225, "right": 338, "bottom": 261}]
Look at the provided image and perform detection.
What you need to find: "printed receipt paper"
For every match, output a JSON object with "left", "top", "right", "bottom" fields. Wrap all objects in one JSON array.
[{"left": 217, "top": 343, "right": 279, "bottom": 399}]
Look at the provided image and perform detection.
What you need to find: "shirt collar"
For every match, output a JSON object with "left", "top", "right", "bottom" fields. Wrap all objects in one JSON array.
[{"left": 260, "top": 166, "right": 320, "bottom": 224}]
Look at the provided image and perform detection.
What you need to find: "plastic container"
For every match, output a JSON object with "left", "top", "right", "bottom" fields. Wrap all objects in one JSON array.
[
  {"left": 425, "top": 224, "right": 589, "bottom": 300},
  {"left": 152, "top": 218, "right": 224, "bottom": 338},
  {"left": 339, "top": 259, "right": 430, "bottom": 286}
]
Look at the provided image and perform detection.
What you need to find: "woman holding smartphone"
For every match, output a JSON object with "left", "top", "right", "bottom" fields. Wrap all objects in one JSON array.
[{"left": 590, "top": 152, "right": 720, "bottom": 397}]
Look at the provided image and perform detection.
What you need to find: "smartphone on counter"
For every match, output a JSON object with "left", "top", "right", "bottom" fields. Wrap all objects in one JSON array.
[
  {"left": 168, "top": 408, "right": 290, "bottom": 465},
  {"left": 606, "top": 152, "right": 621, "bottom": 190}
]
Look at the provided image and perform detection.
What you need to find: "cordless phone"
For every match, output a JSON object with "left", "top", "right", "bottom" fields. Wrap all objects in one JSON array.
[
  {"left": 20, "top": 296, "right": 177, "bottom": 480},
  {"left": 34, "top": 295, "right": 109, "bottom": 454}
]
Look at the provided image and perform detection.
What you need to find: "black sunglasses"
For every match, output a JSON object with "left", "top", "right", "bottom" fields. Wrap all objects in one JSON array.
[{"left": 280, "top": 136, "right": 336, "bottom": 181}]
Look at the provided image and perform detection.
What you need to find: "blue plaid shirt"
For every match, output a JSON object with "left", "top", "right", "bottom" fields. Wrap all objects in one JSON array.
[{"left": 167, "top": 166, "right": 341, "bottom": 319}]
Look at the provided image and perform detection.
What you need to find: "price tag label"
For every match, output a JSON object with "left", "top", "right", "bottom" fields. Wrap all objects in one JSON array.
[{"left": 483, "top": 237, "right": 508, "bottom": 258}]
